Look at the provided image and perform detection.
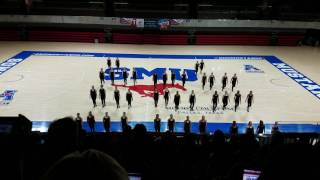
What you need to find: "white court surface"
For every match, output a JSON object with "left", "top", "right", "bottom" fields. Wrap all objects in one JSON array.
[{"left": 0, "top": 42, "right": 320, "bottom": 125}]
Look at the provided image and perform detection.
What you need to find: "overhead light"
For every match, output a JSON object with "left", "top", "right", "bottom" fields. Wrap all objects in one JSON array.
[
  {"left": 174, "top": 4, "right": 188, "bottom": 7},
  {"left": 88, "top": 1, "right": 104, "bottom": 4},
  {"left": 198, "top": 4, "right": 213, "bottom": 7},
  {"left": 114, "top": 2, "right": 129, "bottom": 5}
]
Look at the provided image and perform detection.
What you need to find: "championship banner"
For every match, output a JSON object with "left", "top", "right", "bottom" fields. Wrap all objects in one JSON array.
[
  {"left": 145, "top": 19, "right": 186, "bottom": 29},
  {"left": 135, "top": 19, "right": 144, "bottom": 28},
  {"left": 120, "top": 18, "right": 144, "bottom": 28},
  {"left": 169, "top": 19, "right": 187, "bottom": 25},
  {"left": 121, "top": 18, "right": 186, "bottom": 29},
  {"left": 144, "top": 19, "right": 159, "bottom": 28}
]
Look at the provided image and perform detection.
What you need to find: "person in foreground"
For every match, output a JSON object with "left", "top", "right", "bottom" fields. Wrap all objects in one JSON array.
[{"left": 41, "top": 149, "right": 128, "bottom": 180}]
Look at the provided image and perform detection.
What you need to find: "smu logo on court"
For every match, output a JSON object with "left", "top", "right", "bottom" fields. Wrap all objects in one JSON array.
[
  {"left": 244, "top": 65, "right": 264, "bottom": 73},
  {"left": 104, "top": 67, "right": 197, "bottom": 81},
  {"left": 114, "top": 83, "right": 187, "bottom": 97},
  {"left": 0, "top": 90, "right": 17, "bottom": 105},
  {"left": 105, "top": 67, "right": 192, "bottom": 97}
]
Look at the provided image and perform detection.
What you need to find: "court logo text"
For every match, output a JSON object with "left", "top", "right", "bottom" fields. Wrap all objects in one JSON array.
[
  {"left": 105, "top": 67, "right": 197, "bottom": 81},
  {"left": 244, "top": 65, "right": 264, "bottom": 73},
  {"left": 0, "top": 90, "right": 17, "bottom": 105}
]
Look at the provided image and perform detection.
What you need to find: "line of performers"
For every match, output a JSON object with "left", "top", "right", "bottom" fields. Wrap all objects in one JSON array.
[
  {"left": 77, "top": 111, "right": 279, "bottom": 134},
  {"left": 77, "top": 111, "right": 209, "bottom": 134},
  {"left": 99, "top": 58, "right": 238, "bottom": 90},
  {"left": 92, "top": 58, "right": 254, "bottom": 112},
  {"left": 90, "top": 85, "right": 254, "bottom": 112}
]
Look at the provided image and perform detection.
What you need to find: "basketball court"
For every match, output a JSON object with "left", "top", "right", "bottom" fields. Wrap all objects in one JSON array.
[{"left": 0, "top": 42, "right": 319, "bottom": 133}]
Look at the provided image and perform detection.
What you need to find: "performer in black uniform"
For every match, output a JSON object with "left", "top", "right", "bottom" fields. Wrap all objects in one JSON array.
[
  {"left": 120, "top": 112, "right": 128, "bottom": 132},
  {"left": 107, "top": 57, "right": 111, "bottom": 68},
  {"left": 231, "top": 73, "right": 238, "bottom": 92},
  {"left": 171, "top": 71, "right": 176, "bottom": 85},
  {"left": 271, "top": 121, "right": 279, "bottom": 134},
  {"left": 234, "top": 90, "right": 241, "bottom": 112},
  {"left": 222, "top": 91, "right": 229, "bottom": 110},
  {"left": 168, "top": 114, "right": 175, "bottom": 132},
  {"left": 221, "top": 73, "right": 228, "bottom": 91},
  {"left": 110, "top": 68, "right": 115, "bottom": 85},
  {"left": 256, "top": 120, "right": 265, "bottom": 135},
  {"left": 202, "top": 73, "right": 207, "bottom": 90},
  {"left": 115, "top": 57, "right": 120, "bottom": 69},
  {"left": 174, "top": 91, "right": 181, "bottom": 111},
  {"left": 199, "top": 115, "right": 207, "bottom": 134},
  {"left": 123, "top": 68, "right": 128, "bottom": 85},
  {"left": 99, "top": 85, "right": 106, "bottom": 107},
  {"left": 99, "top": 68, "right": 105, "bottom": 85},
  {"left": 126, "top": 89, "right": 133, "bottom": 109},
  {"left": 229, "top": 121, "right": 238, "bottom": 136},
  {"left": 132, "top": 68, "right": 137, "bottom": 85},
  {"left": 184, "top": 116, "right": 191, "bottom": 134},
  {"left": 163, "top": 71, "right": 168, "bottom": 86},
  {"left": 200, "top": 60, "right": 205, "bottom": 74},
  {"left": 245, "top": 91, "right": 254, "bottom": 112},
  {"left": 195, "top": 61, "right": 199, "bottom": 75},
  {"left": 154, "top": 114, "right": 161, "bottom": 133},
  {"left": 103, "top": 112, "right": 111, "bottom": 132},
  {"left": 209, "top": 73, "right": 215, "bottom": 90},
  {"left": 181, "top": 70, "right": 187, "bottom": 87},
  {"left": 75, "top": 113, "right": 83, "bottom": 130},
  {"left": 153, "top": 89, "right": 159, "bottom": 107},
  {"left": 153, "top": 73, "right": 158, "bottom": 88},
  {"left": 246, "top": 121, "right": 254, "bottom": 135},
  {"left": 114, "top": 87, "right": 120, "bottom": 108},
  {"left": 189, "top": 90, "right": 196, "bottom": 111},
  {"left": 212, "top": 91, "right": 219, "bottom": 112},
  {"left": 164, "top": 88, "right": 170, "bottom": 107},
  {"left": 90, "top": 86, "right": 97, "bottom": 107},
  {"left": 87, "top": 111, "right": 95, "bottom": 132}
]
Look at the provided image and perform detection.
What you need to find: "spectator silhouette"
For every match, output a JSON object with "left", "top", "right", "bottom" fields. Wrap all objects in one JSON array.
[
  {"left": 41, "top": 149, "right": 128, "bottom": 180},
  {"left": 270, "top": 131, "right": 284, "bottom": 146},
  {"left": 258, "top": 144, "right": 318, "bottom": 180},
  {"left": 212, "top": 129, "right": 226, "bottom": 147},
  {"left": 14, "top": 114, "right": 32, "bottom": 136},
  {"left": 39, "top": 117, "right": 80, "bottom": 177},
  {"left": 133, "top": 123, "right": 147, "bottom": 141},
  {"left": 46, "top": 117, "right": 78, "bottom": 158}
]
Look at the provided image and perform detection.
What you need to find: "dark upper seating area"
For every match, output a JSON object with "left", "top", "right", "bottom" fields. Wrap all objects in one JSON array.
[{"left": 1, "top": 0, "right": 320, "bottom": 21}]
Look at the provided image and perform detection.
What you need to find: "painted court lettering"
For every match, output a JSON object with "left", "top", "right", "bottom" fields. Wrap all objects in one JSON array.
[
  {"left": 0, "top": 58, "right": 25, "bottom": 74},
  {"left": 272, "top": 62, "right": 320, "bottom": 99}
]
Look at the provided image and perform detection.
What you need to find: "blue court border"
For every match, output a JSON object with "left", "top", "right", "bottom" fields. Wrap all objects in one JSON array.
[{"left": 1, "top": 51, "right": 319, "bottom": 134}]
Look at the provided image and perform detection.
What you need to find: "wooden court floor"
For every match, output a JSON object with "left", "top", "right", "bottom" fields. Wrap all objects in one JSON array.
[{"left": 0, "top": 42, "right": 319, "bottom": 133}]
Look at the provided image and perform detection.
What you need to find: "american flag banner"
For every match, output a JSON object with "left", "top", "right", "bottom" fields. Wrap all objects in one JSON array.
[
  {"left": 120, "top": 18, "right": 144, "bottom": 28},
  {"left": 158, "top": 19, "right": 171, "bottom": 30},
  {"left": 120, "top": 18, "right": 137, "bottom": 27}
]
